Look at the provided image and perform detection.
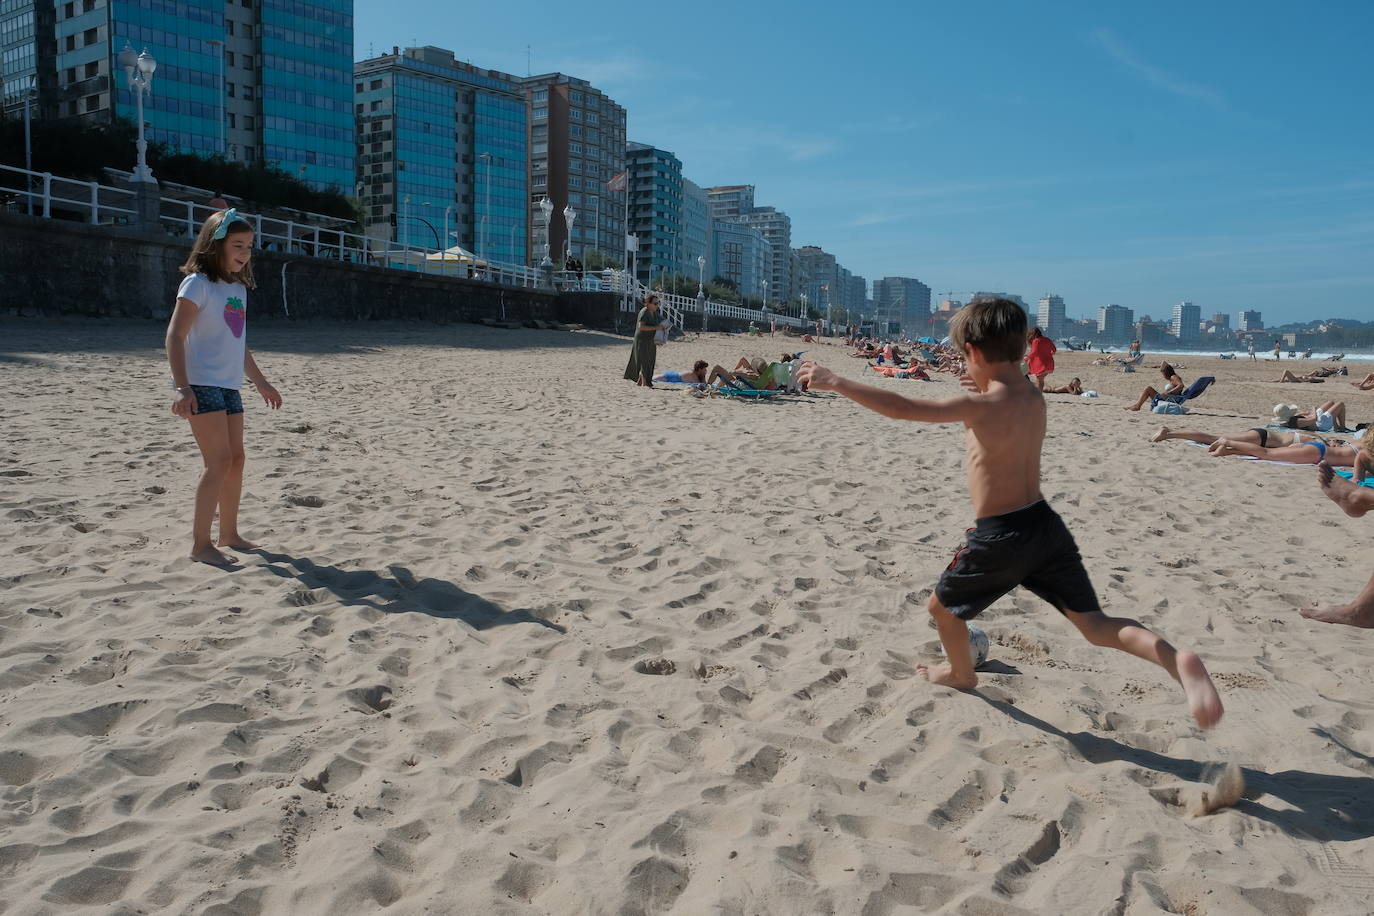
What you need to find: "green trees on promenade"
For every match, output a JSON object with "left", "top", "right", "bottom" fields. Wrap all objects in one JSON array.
[{"left": 0, "top": 115, "right": 355, "bottom": 221}]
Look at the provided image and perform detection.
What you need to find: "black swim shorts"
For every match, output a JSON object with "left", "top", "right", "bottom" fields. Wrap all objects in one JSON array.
[
  {"left": 935, "top": 500, "right": 1101, "bottom": 620},
  {"left": 189, "top": 384, "right": 244, "bottom": 416}
]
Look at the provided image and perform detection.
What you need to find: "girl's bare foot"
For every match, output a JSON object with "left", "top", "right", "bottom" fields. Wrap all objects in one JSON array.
[
  {"left": 1299, "top": 603, "right": 1374, "bottom": 627},
  {"left": 1151, "top": 426, "right": 1170, "bottom": 442},
  {"left": 190, "top": 545, "right": 237, "bottom": 567},
  {"left": 1123, "top": 405, "right": 1141, "bottom": 411},
  {"left": 218, "top": 535, "right": 260, "bottom": 550},
  {"left": 1206, "top": 438, "right": 1232, "bottom": 456},
  {"left": 1176, "top": 651, "right": 1223, "bottom": 730},
  {"left": 916, "top": 661, "right": 978, "bottom": 689}
]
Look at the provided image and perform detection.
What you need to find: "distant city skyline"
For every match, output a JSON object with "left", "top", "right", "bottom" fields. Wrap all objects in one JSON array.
[{"left": 357, "top": 1, "right": 1374, "bottom": 326}]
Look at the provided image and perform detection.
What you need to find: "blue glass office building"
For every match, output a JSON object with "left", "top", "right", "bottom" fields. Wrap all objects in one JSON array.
[
  {"left": 19, "top": 0, "right": 352, "bottom": 191},
  {"left": 259, "top": 0, "right": 354, "bottom": 190},
  {"left": 356, "top": 46, "right": 528, "bottom": 262}
]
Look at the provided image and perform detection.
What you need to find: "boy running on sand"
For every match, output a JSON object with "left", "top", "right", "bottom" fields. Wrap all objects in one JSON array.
[{"left": 798, "top": 299, "right": 1223, "bottom": 729}]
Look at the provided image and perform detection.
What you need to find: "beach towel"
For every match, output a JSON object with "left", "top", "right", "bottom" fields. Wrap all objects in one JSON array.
[{"left": 1334, "top": 469, "right": 1374, "bottom": 489}]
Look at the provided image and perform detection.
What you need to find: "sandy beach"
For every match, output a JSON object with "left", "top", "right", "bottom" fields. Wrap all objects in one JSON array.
[{"left": 2, "top": 319, "right": 1372, "bottom": 915}]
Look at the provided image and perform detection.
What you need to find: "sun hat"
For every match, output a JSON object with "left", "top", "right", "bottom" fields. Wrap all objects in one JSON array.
[{"left": 1272, "top": 404, "right": 1299, "bottom": 423}]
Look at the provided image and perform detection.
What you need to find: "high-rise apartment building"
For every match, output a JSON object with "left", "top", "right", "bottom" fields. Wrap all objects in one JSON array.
[
  {"left": 355, "top": 46, "right": 528, "bottom": 260},
  {"left": 1238, "top": 309, "right": 1263, "bottom": 331},
  {"left": 1097, "top": 304, "right": 1134, "bottom": 342},
  {"left": 873, "top": 277, "right": 932, "bottom": 333},
  {"left": 1172, "top": 301, "right": 1202, "bottom": 344},
  {"left": 518, "top": 72, "right": 626, "bottom": 265},
  {"left": 712, "top": 220, "right": 769, "bottom": 300},
  {"left": 705, "top": 184, "right": 753, "bottom": 220},
  {"left": 626, "top": 141, "right": 682, "bottom": 283},
  {"left": 1037, "top": 294, "right": 1067, "bottom": 340},
  {"left": 795, "top": 245, "right": 838, "bottom": 318},
  {"left": 732, "top": 206, "right": 792, "bottom": 305},
  {"left": 13, "top": 0, "right": 354, "bottom": 189},
  {"left": 1210, "top": 312, "right": 1230, "bottom": 330},
  {"left": 681, "top": 178, "right": 713, "bottom": 282}
]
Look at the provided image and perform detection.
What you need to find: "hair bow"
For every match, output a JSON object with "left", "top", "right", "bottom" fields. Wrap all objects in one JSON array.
[{"left": 213, "top": 207, "right": 242, "bottom": 239}]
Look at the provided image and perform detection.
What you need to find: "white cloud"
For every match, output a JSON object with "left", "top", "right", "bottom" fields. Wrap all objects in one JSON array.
[{"left": 1093, "top": 27, "right": 1228, "bottom": 111}]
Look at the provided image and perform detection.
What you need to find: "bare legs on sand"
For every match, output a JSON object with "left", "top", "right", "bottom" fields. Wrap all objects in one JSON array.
[
  {"left": 917, "top": 594, "right": 1223, "bottom": 729},
  {"left": 187, "top": 410, "right": 255, "bottom": 567}
]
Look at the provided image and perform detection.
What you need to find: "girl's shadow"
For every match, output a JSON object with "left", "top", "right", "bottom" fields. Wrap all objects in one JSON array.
[{"left": 254, "top": 550, "right": 566, "bottom": 633}]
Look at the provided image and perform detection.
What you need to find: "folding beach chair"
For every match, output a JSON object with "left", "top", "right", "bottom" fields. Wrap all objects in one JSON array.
[{"left": 1151, "top": 376, "right": 1215, "bottom": 412}]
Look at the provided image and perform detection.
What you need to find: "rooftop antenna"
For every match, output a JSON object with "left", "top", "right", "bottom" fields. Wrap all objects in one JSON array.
[{"left": 527, "top": 45, "right": 531, "bottom": 76}]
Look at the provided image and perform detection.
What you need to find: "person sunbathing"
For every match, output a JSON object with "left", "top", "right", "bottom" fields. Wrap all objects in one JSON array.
[
  {"left": 1351, "top": 373, "right": 1374, "bottom": 391},
  {"left": 1203, "top": 437, "right": 1358, "bottom": 466},
  {"left": 867, "top": 361, "right": 930, "bottom": 380},
  {"left": 1274, "top": 367, "right": 1343, "bottom": 382},
  {"left": 654, "top": 360, "right": 711, "bottom": 385},
  {"left": 1043, "top": 377, "right": 1083, "bottom": 395},
  {"left": 1124, "top": 363, "right": 1185, "bottom": 411},
  {"left": 1151, "top": 425, "right": 1330, "bottom": 449},
  {"left": 1277, "top": 400, "right": 1351, "bottom": 433}
]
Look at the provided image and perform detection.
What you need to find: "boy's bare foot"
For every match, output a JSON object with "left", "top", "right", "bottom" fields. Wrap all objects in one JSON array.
[
  {"left": 1316, "top": 462, "right": 1368, "bottom": 518},
  {"left": 1151, "top": 426, "right": 1170, "bottom": 442},
  {"left": 1299, "top": 602, "right": 1374, "bottom": 627},
  {"left": 218, "top": 536, "right": 260, "bottom": 550},
  {"left": 1176, "top": 651, "right": 1223, "bottom": 730},
  {"left": 916, "top": 661, "right": 978, "bottom": 689},
  {"left": 190, "top": 545, "right": 237, "bottom": 567}
]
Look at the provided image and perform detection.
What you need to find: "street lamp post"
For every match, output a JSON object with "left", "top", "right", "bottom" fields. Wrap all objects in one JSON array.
[
  {"left": 402, "top": 195, "right": 410, "bottom": 248},
  {"left": 118, "top": 44, "right": 157, "bottom": 183},
  {"left": 206, "top": 39, "right": 226, "bottom": 155},
  {"left": 563, "top": 204, "right": 576, "bottom": 265},
  {"left": 762, "top": 280, "right": 769, "bottom": 313},
  {"left": 696, "top": 254, "right": 707, "bottom": 332},
  {"left": 539, "top": 196, "right": 554, "bottom": 267},
  {"left": 479, "top": 152, "right": 491, "bottom": 260},
  {"left": 443, "top": 204, "right": 453, "bottom": 254}
]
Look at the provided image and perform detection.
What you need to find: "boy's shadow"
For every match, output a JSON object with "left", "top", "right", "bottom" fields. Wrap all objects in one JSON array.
[
  {"left": 254, "top": 550, "right": 566, "bottom": 634},
  {"left": 976, "top": 694, "right": 1374, "bottom": 842}
]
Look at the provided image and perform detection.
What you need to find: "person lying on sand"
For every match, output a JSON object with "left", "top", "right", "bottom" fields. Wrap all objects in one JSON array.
[
  {"left": 1151, "top": 425, "right": 1335, "bottom": 449},
  {"left": 1273, "top": 367, "right": 1344, "bottom": 382},
  {"left": 1043, "top": 377, "right": 1083, "bottom": 395},
  {"left": 1204, "top": 436, "right": 1359, "bottom": 466},
  {"left": 1302, "top": 443, "right": 1374, "bottom": 627},
  {"left": 654, "top": 360, "right": 711, "bottom": 385},
  {"left": 1351, "top": 373, "right": 1374, "bottom": 391},
  {"left": 1276, "top": 400, "right": 1351, "bottom": 433},
  {"left": 867, "top": 361, "right": 930, "bottom": 380}
]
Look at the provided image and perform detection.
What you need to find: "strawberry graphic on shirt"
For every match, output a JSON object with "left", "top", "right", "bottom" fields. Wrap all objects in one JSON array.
[{"left": 224, "top": 296, "right": 246, "bottom": 338}]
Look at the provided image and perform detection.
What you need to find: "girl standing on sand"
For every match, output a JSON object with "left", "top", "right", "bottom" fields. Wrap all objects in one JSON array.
[
  {"left": 165, "top": 209, "right": 282, "bottom": 567},
  {"left": 1026, "top": 327, "right": 1057, "bottom": 390}
]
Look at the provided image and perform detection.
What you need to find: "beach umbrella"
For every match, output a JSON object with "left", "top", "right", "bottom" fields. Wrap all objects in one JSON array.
[{"left": 918, "top": 336, "right": 938, "bottom": 344}]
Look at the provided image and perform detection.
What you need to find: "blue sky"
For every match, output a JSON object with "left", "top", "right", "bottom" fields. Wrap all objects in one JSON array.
[{"left": 357, "top": 1, "right": 1374, "bottom": 326}]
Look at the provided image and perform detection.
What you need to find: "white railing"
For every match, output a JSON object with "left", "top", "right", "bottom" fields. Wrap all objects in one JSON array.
[
  {"left": 0, "top": 163, "right": 825, "bottom": 324},
  {"left": 0, "top": 162, "right": 137, "bottom": 225}
]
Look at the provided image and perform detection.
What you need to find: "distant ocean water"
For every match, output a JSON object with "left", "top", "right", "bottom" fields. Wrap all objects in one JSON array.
[{"left": 1093, "top": 347, "right": 1374, "bottom": 363}]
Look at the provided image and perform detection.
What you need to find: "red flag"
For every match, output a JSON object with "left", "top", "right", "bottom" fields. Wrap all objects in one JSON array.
[{"left": 606, "top": 170, "right": 628, "bottom": 192}]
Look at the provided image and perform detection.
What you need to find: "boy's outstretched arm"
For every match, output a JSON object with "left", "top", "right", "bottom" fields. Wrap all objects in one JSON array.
[{"left": 799, "top": 362, "right": 975, "bottom": 424}]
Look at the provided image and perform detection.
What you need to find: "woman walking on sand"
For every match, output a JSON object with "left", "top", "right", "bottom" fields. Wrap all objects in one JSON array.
[
  {"left": 1026, "top": 327, "right": 1057, "bottom": 390},
  {"left": 624, "top": 293, "right": 668, "bottom": 387}
]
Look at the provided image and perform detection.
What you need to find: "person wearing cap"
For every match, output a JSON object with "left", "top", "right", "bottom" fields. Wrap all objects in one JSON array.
[{"left": 1276, "top": 400, "right": 1351, "bottom": 433}]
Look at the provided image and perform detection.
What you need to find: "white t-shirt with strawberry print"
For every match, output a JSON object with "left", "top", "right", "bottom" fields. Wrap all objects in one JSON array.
[{"left": 177, "top": 273, "right": 247, "bottom": 390}]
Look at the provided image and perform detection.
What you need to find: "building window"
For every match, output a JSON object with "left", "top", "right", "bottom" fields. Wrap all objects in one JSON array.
[
  {"left": 370, "top": 79, "right": 381, "bottom": 89},
  {"left": 569, "top": 125, "right": 582, "bottom": 137},
  {"left": 63, "top": 2, "right": 73, "bottom": 16},
  {"left": 245, "top": 147, "right": 254, "bottom": 161},
  {"left": 85, "top": 93, "right": 99, "bottom": 112},
  {"left": 532, "top": 106, "right": 546, "bottom": 121},
  {"left": 243, "top": 85, "right": 253, "bottom": 100},
  {"left": 226, "top": 82, "right": 235, "bottom": 97},
  {"left": 226, "top": 20, "right": 234, "bottom": 35},
  {"left": 226, "top": 51, "right": 235, "bottom": 66},
  {"left": 64, "top": 35, "right": 74, "bottom": 51},
  {"left": 356, "top": 82, "right": 363, "bottom": 92},
  {"left": 227, "top": 113, "right": 236, "bottom": 128},
  {"left": 83, "top": 27, "right": 96, "bottom": 45},
  {"left": 570, "top": 91, "right": 582, "bottom": 104},
  {"left": 569, "top": 109, "right": 581, "bottom": 121},
  {"left": 242, "top": 55, "right": 252, "bottom": 69},
  {"left": 356, "top": 103, "right": 364, "bottom": 113},
  {"left": 244, "top": 115, "right": 253, "bottom": 129},
  {"left": 82, "top": 0, "right": 94, "bottom": 11},
  {"left": 532, "top": 88, "right": 547, "bottom": 102},
  {"left": 370, "top": 100, "right": 380, "bottom": 111}
]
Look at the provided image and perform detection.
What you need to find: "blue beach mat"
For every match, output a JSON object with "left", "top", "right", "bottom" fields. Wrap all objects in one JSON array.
[{"left": 1334, "top": 469, "right": 1374, "bottom": 489}]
